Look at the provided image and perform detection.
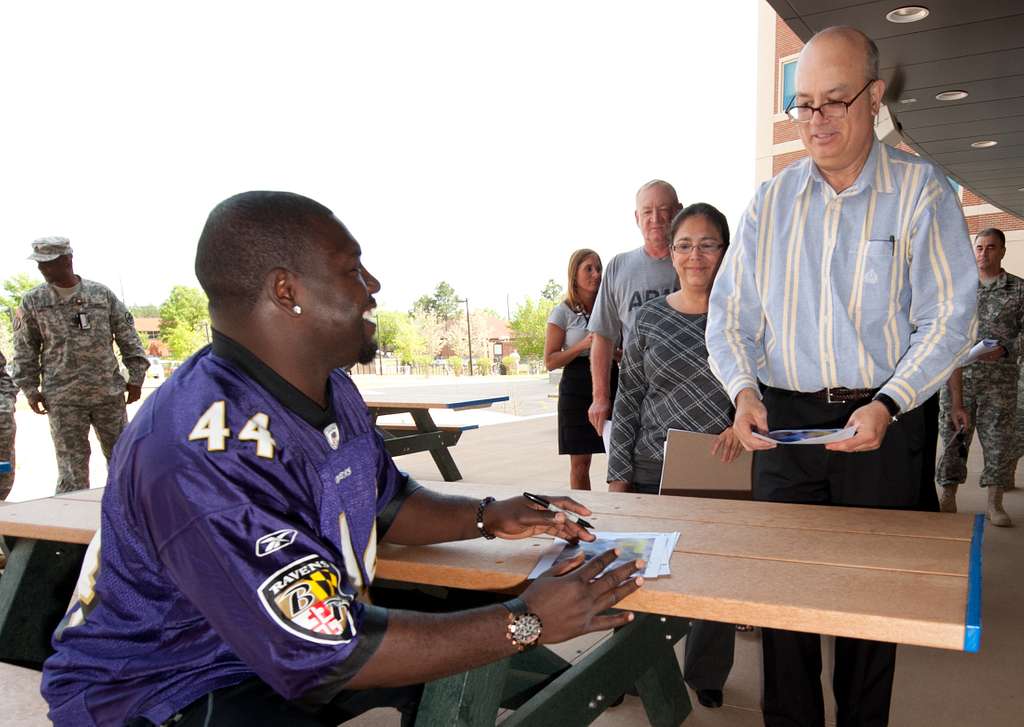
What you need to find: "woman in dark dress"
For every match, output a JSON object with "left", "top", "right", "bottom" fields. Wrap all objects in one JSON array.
[{"left": 544, "top": 249, "right": 617, "bottom": 490}]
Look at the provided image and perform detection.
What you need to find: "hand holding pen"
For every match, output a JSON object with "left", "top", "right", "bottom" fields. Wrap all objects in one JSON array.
[
  {"left": 476, "top": 492, "right": 596, "bottom": 542},
  {"left": 523, "top": 492, "right": 594, "bottom": 529}
]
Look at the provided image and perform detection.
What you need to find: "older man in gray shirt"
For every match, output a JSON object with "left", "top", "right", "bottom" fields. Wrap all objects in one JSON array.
[{"left": 587, "top": 180, "right": 681, "bottom": 434}]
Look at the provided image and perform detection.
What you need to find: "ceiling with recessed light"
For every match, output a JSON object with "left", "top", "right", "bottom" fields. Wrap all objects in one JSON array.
[{"left": 767, "top": 0, "right": 1024, "bottom": 218}]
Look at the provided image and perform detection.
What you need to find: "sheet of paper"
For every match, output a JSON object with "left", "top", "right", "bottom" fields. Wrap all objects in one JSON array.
[
  {"left": 963, "top": 338, "right": 1000, "bottom": 365},
  {"left": 528, "top": 532, "right": 677, "bottom": 580},
  {"left": 602, "top": 421, "right": 612, "bottom": 452},
  {"left": 751, "top": 427, "right": 857, "bottom": 445}
]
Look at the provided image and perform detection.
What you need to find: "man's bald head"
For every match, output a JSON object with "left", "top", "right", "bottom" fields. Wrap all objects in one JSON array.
[
  {"left": 801, "top": 26, "right": 879, "bottom": 87},
  {"left": 195, "top": 191, "right": 339, "bottom": 316}
]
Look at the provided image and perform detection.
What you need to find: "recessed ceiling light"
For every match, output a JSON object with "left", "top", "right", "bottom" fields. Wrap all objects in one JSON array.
[
  {"left": 886, "top": 6, "right": 930, "bottom": 23},
  {"left": 936, "top": 90, "right": 968, "bottom": 101},
  {"left": 899, "top": 97, "right": 918, "bottom": 104},
  {"left": 1018, "top": 187, "right": 1024, "bottom": 192},
  {"left": 971, "top": 140, "right": 998, "bottom": 148}
]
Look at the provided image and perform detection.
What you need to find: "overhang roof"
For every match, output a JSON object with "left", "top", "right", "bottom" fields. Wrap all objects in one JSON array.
[{"left": 768, "top": 0, "right": 1024, "bottom": 217}]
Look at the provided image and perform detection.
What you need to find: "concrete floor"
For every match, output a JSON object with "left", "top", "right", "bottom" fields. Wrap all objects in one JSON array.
[{"left": 2, "top": 373, "right": 1021, "bottom": 725}]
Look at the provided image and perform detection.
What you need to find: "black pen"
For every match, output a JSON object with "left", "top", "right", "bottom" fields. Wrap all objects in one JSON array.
[
  {"left": 889, "top": 234, "right": 895, "bottom": 255},
  {"left": 523, "top": 492, "right": 594, "bottom": 530}
]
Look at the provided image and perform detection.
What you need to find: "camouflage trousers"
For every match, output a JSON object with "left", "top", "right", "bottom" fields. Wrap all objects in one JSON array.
[
  {"left": 937, "top": 364, "right": 1018, "bottom": 488},
  {"left": 48, "top": 396, "right": 127, "bottom": 494},
  {"left": 1014, "top": 367, "right": 1024, "bottom": 462},
  {"left": 0, "top": 409, "right": 15, "bottom": 502}
]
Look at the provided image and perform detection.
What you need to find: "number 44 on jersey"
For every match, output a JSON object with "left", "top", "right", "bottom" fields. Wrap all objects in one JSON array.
[{"left": 189, "top": 401, "right": 277, "bottom": 459}]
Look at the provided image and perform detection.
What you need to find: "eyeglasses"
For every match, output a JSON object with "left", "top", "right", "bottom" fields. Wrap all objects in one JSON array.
[
  {"left": 785, "top": 79, "right": 875, "bottom": 123},
  {"left": 671, "top": 242, "right": 724, "bottom": 256}
]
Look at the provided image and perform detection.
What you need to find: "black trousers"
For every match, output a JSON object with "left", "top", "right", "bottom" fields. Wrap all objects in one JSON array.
[
  {"left": 126, "top": 677, "right": 421, "bottom": 727},
  {"left": 754, "top": 387, "right": 932, "bottom": 727}
]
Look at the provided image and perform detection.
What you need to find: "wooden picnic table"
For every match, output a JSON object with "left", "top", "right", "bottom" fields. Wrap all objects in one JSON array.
[
  {"left": 0, "top": 482, "right": 984, "bottom": 726},
  {"left": 365, "top": 395, "right": 509, "bottom": 481}
]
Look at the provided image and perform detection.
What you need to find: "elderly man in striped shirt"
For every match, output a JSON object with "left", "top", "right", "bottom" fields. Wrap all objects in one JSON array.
[{"left": 706, "top": 26, "right": 977, "bottom": 727}]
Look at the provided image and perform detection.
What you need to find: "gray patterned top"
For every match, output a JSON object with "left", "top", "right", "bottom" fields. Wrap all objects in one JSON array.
[{"left": 608, "top": 296, "right": 733, "bottom": 484}]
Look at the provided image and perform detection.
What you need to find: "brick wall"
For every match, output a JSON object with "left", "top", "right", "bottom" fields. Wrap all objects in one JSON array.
[
  {"left": 773, "top": 119, "right": 801, "bottom": 144},
  {"left": 966, "top": 212, "right": 1024, "bottom": 234},
  {"left": 963, "top": 190, "right": 985, "bottom": 206},
  {"left": 773, "top": 149, "right": 808, "bottom": 176},
  {"left": 776, "top": 16, "right": 802, "bottom": 57}
]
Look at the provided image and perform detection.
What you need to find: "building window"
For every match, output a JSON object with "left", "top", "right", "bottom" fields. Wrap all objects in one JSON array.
[{"left": 780, "top": 58, "right": 797, "bottom": 113}]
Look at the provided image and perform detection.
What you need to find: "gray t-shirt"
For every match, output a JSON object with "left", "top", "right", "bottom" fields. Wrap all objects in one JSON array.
[
  {"left": 547, "top": 302, "right": 591, "bottom": 357},
  {"left": 588, "top": 247, "right": 678, "bottom": 347}
]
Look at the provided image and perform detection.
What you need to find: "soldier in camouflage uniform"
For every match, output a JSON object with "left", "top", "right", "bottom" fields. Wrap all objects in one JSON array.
[
  {"left": 937, "top": 228, "right": 1023, "bottom": 526},
  {"left": 12, "top": 238, "right": 149, "bottom": 494},
  {"left": 0, "top": 350, "right": 17, "bottom": 501},
  {"left": 1012, "top": 356, "right": 1024, "bottom": 489}
]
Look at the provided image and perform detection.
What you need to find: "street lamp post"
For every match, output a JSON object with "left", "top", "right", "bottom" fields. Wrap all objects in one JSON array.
[{"left": 457, "top": 298, "right": 473, "bottom": 376}]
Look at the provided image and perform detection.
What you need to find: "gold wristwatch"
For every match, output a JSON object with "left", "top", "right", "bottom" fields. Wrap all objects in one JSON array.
[{"left": 501, "top": 598, "right": 542, "bottom": 651}]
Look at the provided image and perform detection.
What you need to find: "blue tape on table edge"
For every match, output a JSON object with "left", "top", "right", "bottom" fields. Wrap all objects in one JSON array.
[
  {"left": 446, "top": 396, "right": 510, "bottom": 409},
  {"left": 0, "top": 461, "right": 10, "bottom": 473},
  {"left": 964, "top": 513, "right": 985, "bottom": 653}
]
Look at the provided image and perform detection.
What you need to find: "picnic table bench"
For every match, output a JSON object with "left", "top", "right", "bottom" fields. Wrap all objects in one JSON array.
[
  {"left": 0, "top": 482, "right": 984, "bottom": 726},
  {"left": 366, "top": 395, "right": 509, "bottom": 481}
]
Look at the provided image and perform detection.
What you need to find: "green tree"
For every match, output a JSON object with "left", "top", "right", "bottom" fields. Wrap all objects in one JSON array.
[
  {"left": 130, "top": 304, "right": 161, "bottom": 318},
  {"left": 411, "top": 281, "right": 460, "bottom": 322},
  {"left": 159, "top": 286, "right": 209, "bottom": 359},
  {"left": 0, "top": 312, "right": 12, "bottom": 361},
  {"left": 509, "top": 297, "right": 556, "bottom": 359},
  {"left": 0, "top": 273, "right": 43, "bottom": 312},
  {"left": 410, "top": 309, "right": 446, "bottom": 360},
  {"left": 375, "top": 310, "right": 427, "bottom": 364},
  {"left": 164, "top": 325, "right": 207, "bottom": 360},
  {"left": 541, "top": 279, "right": 563, "bottom": 302},
  {"left": 159, "top": 286, "right": 208, "bottom": 336}
]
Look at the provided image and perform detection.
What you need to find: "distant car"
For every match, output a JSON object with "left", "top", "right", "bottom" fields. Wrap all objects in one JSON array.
[{"left": 144, "top": 357, "right": 165, "bottom": 386}]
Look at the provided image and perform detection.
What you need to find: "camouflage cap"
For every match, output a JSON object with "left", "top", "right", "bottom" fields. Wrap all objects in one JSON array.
[{"left": 28, "top": 237, "right": 73, "bottom": 262}]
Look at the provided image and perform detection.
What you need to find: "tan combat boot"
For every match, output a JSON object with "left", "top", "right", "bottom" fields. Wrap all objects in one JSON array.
[
  {"left": 938, "top": 485, "right": 958, "bottom": 513},
  {"left": 987, "top": 486, "right": 1012, "bottom": 527}
]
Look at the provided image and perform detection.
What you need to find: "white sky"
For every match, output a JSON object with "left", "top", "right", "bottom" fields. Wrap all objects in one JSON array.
[{"left": 0, "top": 1, "right": 758, "bottom": 316}]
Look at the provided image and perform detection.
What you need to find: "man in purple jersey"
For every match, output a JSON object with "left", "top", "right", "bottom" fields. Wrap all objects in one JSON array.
[{"left": 42, "top": 191, "right": 645, "bottom": 726}]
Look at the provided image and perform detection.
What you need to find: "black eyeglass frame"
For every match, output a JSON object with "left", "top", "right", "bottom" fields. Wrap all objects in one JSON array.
[{"left": 785, "top": 79, "right": 876, "bottom": 123}]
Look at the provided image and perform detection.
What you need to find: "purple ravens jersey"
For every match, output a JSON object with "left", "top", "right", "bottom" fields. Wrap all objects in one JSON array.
[{"left": 42, "top": 332, "right": 418, "bottom": 726}]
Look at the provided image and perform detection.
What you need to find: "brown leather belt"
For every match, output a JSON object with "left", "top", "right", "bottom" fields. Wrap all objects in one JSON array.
[{"left": 805, "top": 387, "right": 878, "bottom": 404}]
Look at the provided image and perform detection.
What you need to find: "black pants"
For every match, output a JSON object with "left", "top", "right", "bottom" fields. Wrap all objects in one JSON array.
[
  {"left": 126, "top": 677, "right": 422, "bottom": 727},
  {"left": 754, "top": 387, "right": 931, "bottom": 727}
]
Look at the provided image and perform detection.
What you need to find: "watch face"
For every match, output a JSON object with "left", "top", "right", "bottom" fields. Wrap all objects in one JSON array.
[{"left": 510, "top": 613, "right": 543, "bottom": 645}]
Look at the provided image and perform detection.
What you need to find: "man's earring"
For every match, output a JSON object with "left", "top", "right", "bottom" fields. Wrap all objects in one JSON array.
[{"left": 292, "top": 305, "right": 302, "bottom": 315}]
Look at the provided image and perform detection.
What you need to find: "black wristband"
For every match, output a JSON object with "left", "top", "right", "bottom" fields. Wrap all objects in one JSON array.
[
  {"left": 873, "top": 393, "right": 900, "bottom": 419},
  {"left": 501, "top": 597, "right": 528, "bottom": 615},
  {"left": 476, "top": 496, "right": 497, "bottom": 539}
]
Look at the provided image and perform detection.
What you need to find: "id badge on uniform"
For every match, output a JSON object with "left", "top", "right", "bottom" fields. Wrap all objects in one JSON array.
[{"left": 78, "top": 312, "right": 91, "bottom": 330}]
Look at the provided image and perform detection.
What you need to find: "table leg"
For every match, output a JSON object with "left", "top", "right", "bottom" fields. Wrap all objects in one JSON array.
[
  {"left": 0, "top": 537, "right": 86, "bottom": 668},
  {"left": 500, "top": 615, "right": 691, "bottom": 727},
  {"left": 410, "top": 409, "right": 463, "bottom": 482},
  {"left": 412, "top": 615, "right": 691, "bottom": 727},
  {"left": 414, "top": 657, "right": 510, "bottom": 726}
]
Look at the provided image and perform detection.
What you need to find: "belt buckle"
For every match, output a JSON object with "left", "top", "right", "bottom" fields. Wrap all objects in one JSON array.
[{"left": 825, "top": 387, "right": 842, "bottom": 404}]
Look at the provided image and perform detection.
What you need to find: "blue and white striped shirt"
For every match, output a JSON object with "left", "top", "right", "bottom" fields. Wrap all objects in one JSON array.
[{"left": 707, "top": 140, "right": 978, "bottom": 413}]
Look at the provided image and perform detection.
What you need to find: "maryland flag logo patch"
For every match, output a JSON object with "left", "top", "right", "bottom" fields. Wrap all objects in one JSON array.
[{"left": 258, "top": 554, "right": 356, "bottom": 645}]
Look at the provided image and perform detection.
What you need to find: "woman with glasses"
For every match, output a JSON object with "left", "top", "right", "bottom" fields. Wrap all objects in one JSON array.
[
  {"left": 607, "top": 202, "right": 740, "bottom": 708},
  {"left": 544, "top": 249, "right": 616, "bottom": 490}
]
